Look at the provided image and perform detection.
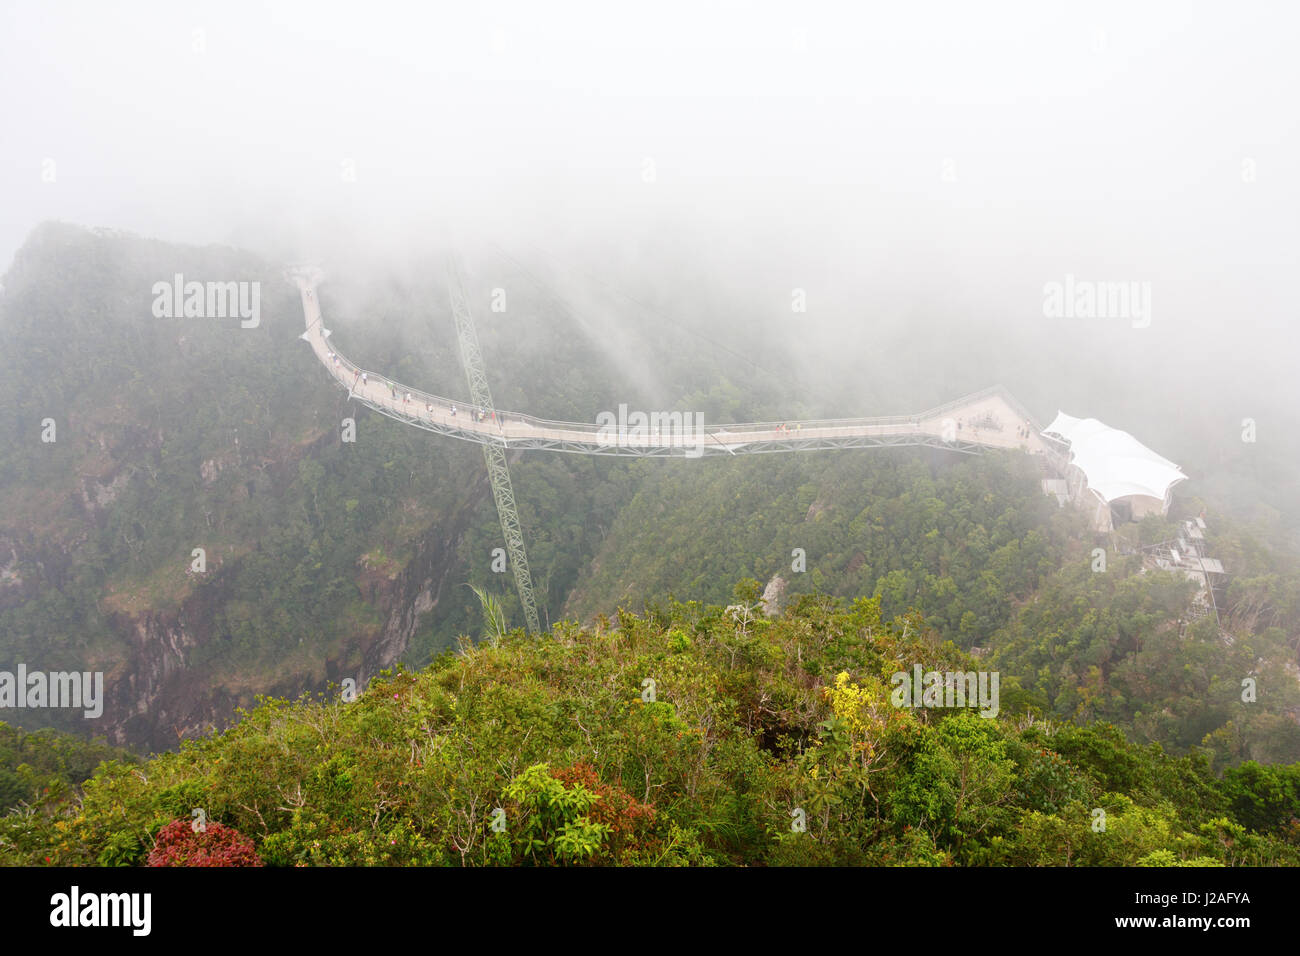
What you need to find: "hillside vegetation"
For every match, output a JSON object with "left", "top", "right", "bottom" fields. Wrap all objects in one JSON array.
[{"left": 2, "top": 592, "right": 1296, "bottom": 866}]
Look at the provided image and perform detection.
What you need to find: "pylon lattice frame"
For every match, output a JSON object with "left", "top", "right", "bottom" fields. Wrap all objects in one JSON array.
[{"left": 448, "top": 257, "right": 541, "bottom": 635}]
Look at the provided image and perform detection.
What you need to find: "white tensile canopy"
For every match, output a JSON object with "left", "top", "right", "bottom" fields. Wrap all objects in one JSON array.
[{"left": 1043, "top": 411, "right": 1187, "bottom": 503}]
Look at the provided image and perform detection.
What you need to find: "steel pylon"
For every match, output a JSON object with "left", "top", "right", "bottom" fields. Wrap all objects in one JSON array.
[{"left": 447, "top": 256, "right": 541, "bottom": 635}]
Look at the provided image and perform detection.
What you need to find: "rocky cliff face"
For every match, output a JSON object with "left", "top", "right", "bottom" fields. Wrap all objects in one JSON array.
[
  {"left": 96, "top": 479, "right": 485, "bottom": 753},
  {"left": 359, "top": 474, "right": 488, "bottom": 686}
]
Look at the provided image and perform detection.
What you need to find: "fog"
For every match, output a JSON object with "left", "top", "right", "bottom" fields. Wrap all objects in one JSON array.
[{"left": 3, "top": 0, "right": 1298, "bottom": 499}]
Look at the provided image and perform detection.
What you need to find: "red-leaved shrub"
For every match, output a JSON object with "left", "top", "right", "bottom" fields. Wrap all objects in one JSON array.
[{"left": 147, "top": 819, "right": 263, "bottom": 867}]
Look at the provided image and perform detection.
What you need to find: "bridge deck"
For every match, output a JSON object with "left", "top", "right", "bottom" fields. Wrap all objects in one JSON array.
[{"left": 295, "top": 276, "right": 1063, "bottom": 464}]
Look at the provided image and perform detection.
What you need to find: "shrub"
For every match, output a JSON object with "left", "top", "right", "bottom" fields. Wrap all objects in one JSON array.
[{"left": 146, "top": 819, "right": 263, "bottom": 867}]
